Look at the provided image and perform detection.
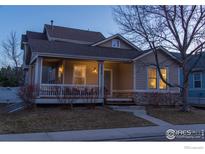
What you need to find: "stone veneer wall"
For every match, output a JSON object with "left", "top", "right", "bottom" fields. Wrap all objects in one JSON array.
[
  {"left": 112, "top": 91, "right": 182, "bottom": 105},
  {"left": 133, "top": 92, "right": 182, "bottom": 106}
]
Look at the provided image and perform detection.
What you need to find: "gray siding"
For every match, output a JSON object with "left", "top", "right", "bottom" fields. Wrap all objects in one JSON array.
[{"left": 135, "top": 51, "right": 179, "bottom": 91}]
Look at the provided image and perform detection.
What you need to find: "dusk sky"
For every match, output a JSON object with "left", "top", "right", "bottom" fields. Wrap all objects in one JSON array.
[{"left": 0, "top": 6, "right": 120, "bottom": 65}]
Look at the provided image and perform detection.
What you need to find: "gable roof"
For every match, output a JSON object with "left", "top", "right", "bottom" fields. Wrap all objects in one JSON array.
[
  {"left": 133, "top": 46, "right": 181, "bottom": 63},
  {"left": 44, "top": 24, "right": 105, "bottom": 44},
  {"left": 91, "top": 34, "right": 141, "bottom": 51},
  {"left": 28, "top": 39, "right": 143, "bottom": 62}
]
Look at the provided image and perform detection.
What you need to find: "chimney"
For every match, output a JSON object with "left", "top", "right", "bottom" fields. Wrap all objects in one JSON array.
[{"left": 50, "top": 20, "right": 54, "bottom": 31}]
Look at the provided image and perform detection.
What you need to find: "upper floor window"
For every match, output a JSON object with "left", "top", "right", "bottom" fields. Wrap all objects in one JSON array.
[
  {"left": 148, "top": 67, "right": 167, "bottom": 90},
  {"left": 112, "top": 39, "right": 120, "bottom": 48},
  {"left": 73, "top": 65, "right": 86, "bottom": 84},
  {"left": 193, "top": 72, "right": 202, "bottom": 88}
]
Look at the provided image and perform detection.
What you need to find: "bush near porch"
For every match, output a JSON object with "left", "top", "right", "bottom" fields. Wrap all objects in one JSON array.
[{"left": 0, "top": 106, "right": 154, "bottom": 134}]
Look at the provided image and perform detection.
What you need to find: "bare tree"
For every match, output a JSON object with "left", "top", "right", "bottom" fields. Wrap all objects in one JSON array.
[
  {"left": 1, "top": 31, "right": 22, "bottom": 78},
  {"left": 113, "top": 6, "right": 205, "bottom": 111}
]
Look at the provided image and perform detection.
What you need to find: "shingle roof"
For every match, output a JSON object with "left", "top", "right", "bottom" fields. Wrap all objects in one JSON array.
[
  {"left": 28, "top": 39, "right": 143, "bottom": 61},
  {"left": 26, "top": 31, "right": 47, "bottom": 40},
  {"left": 187, "top": 53, "right": 205, "bottom": 70},
  {"left": 170, "top": 51, "right": 205, "bottom": 70},
  {"left": 45, "top": 24, "right": 105, "bottom": 43},
  {"left": 21, "top": 31, "right": 47, "bottom": 49},
  {"left": 169, "top": 52, "right": 182, "bottom": 60}
]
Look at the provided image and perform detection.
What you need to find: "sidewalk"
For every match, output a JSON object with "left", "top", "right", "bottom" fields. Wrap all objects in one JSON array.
[
  {"left": 0, "top": 124, "right": 204, "bottom": 141},
  {"left": 110, "top": 106, "right": 173, "bottom": 126}
]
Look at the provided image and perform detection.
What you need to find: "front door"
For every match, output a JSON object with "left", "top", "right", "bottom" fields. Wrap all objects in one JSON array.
[{"left": 104, "top": 69, "right": 112, "bottom": 97}]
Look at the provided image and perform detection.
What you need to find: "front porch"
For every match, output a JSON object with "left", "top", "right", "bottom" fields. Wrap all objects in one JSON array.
[{"left": 30, "top": 57, "right": 134, "bottom": 104}]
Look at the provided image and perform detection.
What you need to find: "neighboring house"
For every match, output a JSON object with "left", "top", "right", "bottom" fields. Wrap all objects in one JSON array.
[
  {"left": 21, "top": 23, "right": 181, "bottom": 104},
  {"left": 178, "top": 53, "right": 205, "bottom": 104}
]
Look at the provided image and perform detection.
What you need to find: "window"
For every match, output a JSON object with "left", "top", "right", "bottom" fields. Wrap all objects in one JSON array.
[
  {"left": 112, "top": 39, "right": 120, "bottom": 48},
  {"left": 148, "top": 68, "right": 157, "bottom": 89},
  {"left": 193, "top": 72, "right": 202, "bottom": 88},
  {"left": 148, "top": 67, "right": 167, "bottom": 90},
  {"left": 159, "top": 68, "right": 167, "bottom": 89},
  {"left": 73, "top": 65, "right": 86, "bottom": 84}
]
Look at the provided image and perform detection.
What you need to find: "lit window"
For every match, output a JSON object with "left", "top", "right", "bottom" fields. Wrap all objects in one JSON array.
[
  {"left": 159, "top": 68, "right": 167, "bottom": 89},
  {"left": 112, "top": 39, "right": 120, "bottom": 48},
  {"left": 148, "top": 67, "right": 167, "bottom": 90},
  {"left": 193, "top": 72, "right": 202, "bottom": 88},
  {"left": 148, "top": 68, "right": 157, "bottom": 89},
  {"left": 73, "top": 65, "right": 86, "bottom": 84}
]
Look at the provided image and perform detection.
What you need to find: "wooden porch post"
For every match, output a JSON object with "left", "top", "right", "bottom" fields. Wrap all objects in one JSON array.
[
  {"left": 98, "top": 61, "right": 104, "bottom": 99},
  {"left": 34, "top": 57, "right": 43, "bottom": 97},
  {"left": 34, "top": 57, "right": 43, "bottom": 85}
]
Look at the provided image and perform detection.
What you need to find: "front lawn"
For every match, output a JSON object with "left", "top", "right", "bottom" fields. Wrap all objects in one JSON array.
[
  {"left": 0, "top": 106, "right": 153, "bottom": 134},
  {"left": 146, "top": 106, "right": 205, "bottom": 125}
]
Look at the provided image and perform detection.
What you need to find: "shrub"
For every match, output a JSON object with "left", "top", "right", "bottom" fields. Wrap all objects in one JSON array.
[{"left": 19, "top": 85, "right": 37, "bottom": 107}]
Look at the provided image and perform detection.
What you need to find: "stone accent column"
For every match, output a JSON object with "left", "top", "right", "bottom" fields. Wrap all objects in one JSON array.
[{"left": 98, "top": 61, "right": 104, "bottom": 99}]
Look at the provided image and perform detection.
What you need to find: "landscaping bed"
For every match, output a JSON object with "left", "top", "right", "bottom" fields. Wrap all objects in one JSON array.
[
  {"left": 146, "top": 106, "right": 205, "bottom": 125},
  {"left": 0, "top": 106, "right": 153, "bottom": 134}
]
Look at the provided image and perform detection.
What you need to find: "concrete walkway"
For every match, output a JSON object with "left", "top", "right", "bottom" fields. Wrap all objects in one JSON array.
[
  {"left": 110, "top": 106, "right": 173, "bottom": 126},
  {"left": 0, "top": 124, "right": 204, "bottom": 141}
]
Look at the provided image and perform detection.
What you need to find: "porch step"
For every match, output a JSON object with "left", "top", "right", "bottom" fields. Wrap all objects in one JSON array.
[{"left": 105, "top": 98, "right": 135, "bottom": 106}]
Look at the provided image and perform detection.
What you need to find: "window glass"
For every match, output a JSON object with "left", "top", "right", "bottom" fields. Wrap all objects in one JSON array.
[
  {"left": 193, "top": 72, "right": 202, "bottom": 88},
  {"left": 73, "top": 65, "right": 86, "bottom": 84},
  {"left": 159, "top": 68, "right": 167, "bottom": 89},
  {"left": 148, "top": 67, "right": 167, "bottom": 90},
  {"left": 112, "top": 39, "right": 120, "bottom": 48},
  {"left": 148, "top": 68, "right": 157, "bottom": 89}
]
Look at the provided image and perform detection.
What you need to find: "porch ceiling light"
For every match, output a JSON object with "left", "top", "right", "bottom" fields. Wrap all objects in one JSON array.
[
  {"left": 92, "top": 67, "right": 97, "bottom": 74},
  {"left": 58, "top": 66, "right": 64, "bottom": 74}
]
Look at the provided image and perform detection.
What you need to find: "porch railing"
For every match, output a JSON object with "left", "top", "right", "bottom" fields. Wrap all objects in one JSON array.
[{"left": 39, "top": 84, "right": 99, "bottom": 98}]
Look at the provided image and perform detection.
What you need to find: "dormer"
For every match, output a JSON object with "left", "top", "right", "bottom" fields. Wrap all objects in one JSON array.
[{"left": 92, "top": 34, "right": 140, "bottom": 50}]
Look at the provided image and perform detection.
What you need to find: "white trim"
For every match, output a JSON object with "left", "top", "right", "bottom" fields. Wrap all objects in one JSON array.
[
  {"left": 104, "top": 68, "right": 113, "bottom": 97},
  {"left": 39, "top": 57, "right": 43, "bottom": 84},
  {"left": 193, "top": 72, "right": 202, "bottom": 89},
  {"left": 40, "top": 83, "right": 98, "bottom": 87},
  {"left": 35, "top": 98, "right": 103, "bottom": 104},
  {"left": 98, "top": 61, "right": 104, "bottom": 98},
  {"left": 92, "top": 34, "right": 141, "bottom": 51},
  {"left": 72, "top": 65, "right": 87, "bottom": 85},
  {"left": 30, "top": 52, "right": 131, "bottom": 64}
]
